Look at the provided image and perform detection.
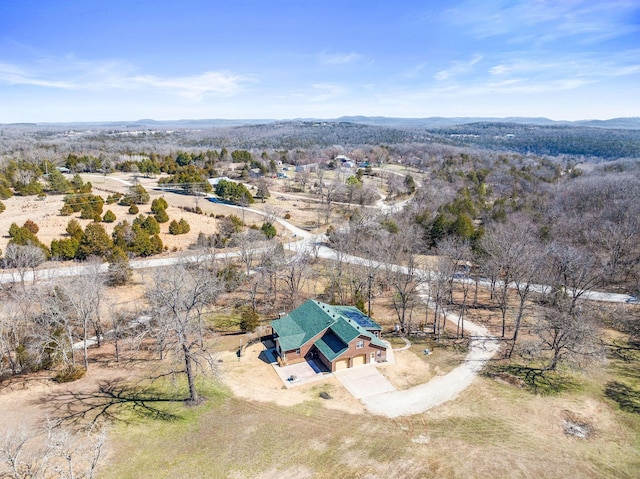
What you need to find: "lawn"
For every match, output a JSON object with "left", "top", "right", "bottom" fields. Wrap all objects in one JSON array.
[{"left": 98, "top": 367, "right": 640, "bottom": 479}]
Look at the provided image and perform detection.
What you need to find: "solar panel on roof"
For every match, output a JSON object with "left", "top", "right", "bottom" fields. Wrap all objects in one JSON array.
[{"left": 338, "top": 308, "right": 380, "bottom": 329}]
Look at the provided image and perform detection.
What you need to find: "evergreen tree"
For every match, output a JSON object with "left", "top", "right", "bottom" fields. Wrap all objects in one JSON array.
[
  {"left": 46, "top": 168, "right": 72, "bottom": 194},
  {"left": 66, "top": 219, "right": 83, "bottom": 240},
  {"left": 77, "top": 223, "right": 112, "bottom": 259},
  {"left": 50, "top": 238, "right": 79, "bottom": 260},
  {"left": 260, "top": 222, "right": 277, "bottom": 239},
  {"left": 154, "top": 208, "right": 169, "bottom": 223},
  {"left": 103, "top": 210, "right": 116, "bottom": 223},
  {"left": 151, "top": 197, "right": 169, "bottom": 214}
]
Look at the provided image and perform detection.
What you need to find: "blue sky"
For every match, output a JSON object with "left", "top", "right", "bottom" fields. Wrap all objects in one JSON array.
[{"left": 1, "top": 0, "right": 639, "bottom": 122}]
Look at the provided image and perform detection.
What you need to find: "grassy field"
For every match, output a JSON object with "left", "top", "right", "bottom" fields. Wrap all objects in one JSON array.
[{"left": 98, "top": 362, "right": 640, "bottom": 479}]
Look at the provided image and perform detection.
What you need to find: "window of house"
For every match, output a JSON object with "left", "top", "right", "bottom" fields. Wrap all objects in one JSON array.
[
  {"left": 356, "top": 339, "right": 364, "bottom": 349},
  {"left": 296, "top": 348, "right": 301, "bottom": 355}
]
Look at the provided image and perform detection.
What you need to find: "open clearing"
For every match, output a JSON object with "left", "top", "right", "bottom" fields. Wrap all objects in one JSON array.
[{"left": 1, "top": 328, "right": 639, "bottom": 479}]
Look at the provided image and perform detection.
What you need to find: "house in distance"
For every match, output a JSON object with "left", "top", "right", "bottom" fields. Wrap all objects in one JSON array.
[{"left": 270, "top": 299, "right": 388, "bottom": 372}]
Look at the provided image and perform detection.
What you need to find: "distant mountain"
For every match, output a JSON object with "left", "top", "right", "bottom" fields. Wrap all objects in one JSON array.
[
  {"left": 4, "top": 116, "right": 640, "bottom": 130},
  {"left": 573, "top": 118, "right": 640, "bottom": 129},
  {"left": 336, "top": 116, "right": 640, "bottom": 130}
]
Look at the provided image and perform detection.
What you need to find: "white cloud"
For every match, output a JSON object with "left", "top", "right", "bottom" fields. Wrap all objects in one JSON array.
[
  {"left": 434, "top": 54, "right": 483, "bottom": 80},
  {"left": 443, "top": 0, "right": 640, "bottom": 43},
  {"left": 0, "top": 58, "right": 251, "bottom": 98},
  {"left": 319, "top": 51, "right": 363, "bottom": 65},
  {"left": 290, "top": 83, "right": 347, "bottom": 103},
  {"left": 130, "top": 71, "right": 249, "bottom": 98}
]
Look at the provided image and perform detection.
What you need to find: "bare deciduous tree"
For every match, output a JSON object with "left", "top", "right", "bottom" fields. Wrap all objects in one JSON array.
[
  {"left": 3, "top": 243, "right": 46, "bottom": 287},
  {"left": 0, "top": 424, "right": 106, "bottom": 479},
  {"left": 146, "top": 265, "right": 222, "bottom": 403},
  {"left": 532, "top": 303, "right": 603, "bottom": 371}
]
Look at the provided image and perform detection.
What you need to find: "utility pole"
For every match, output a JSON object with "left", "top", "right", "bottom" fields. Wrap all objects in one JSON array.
[{"left": 368, "top": 273, "right": 373, "bottom": 317}]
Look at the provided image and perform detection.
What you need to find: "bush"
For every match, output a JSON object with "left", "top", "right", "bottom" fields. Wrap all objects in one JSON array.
[
  {"left": 23, "top": 219, "right": 39, "bottom": 235},
  {"left": 261, "top": 221, "right": 277, "bottom": 239},
  {"left": 128, "top": 204, "right": 139, "bottom": 214},
  {"left": 53, "top": 365, "right": 86, "bottom": 383},
  {"left": 50, "top": 238, "right": 79, "bottom": 260},
  {"left": 154, "top": 207, "right": 169, "bottom": 223},
  {"left": 66, "top": 219, "right": 83, "bottom": 240},
  {"left": 151, "top": 197, "right": 169, "bottom": 214},
  {"left": 0, "top": 200, "right": 5, "bottom": 214},
  {"left": 169, "top": 218, "right": 190, "bottom": 235},
  {"left": 135, "top": 215, "right": 160, "bottom": 235},
  {"left": 120, "top": 184, "right": 150, "bottom": 205},
  {"left": 107, "top": 246, "right": 132, "bottom": 286},
  {"left": 103, "top": 209, "right": 116, "bottom": 223},
  {"left": 60, "top": 204, "right": 74, "bottom": 216},
  {"left": 106, "top": 193, "right": 122, "bottom": 205},
  {"left": 239, "top": 307, "right": 260, "bottom": 333}
]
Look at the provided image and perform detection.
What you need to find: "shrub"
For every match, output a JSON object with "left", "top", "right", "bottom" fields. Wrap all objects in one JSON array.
[
  {"left": 120, "top": 184, "right": 150, "bottom": 205},
  {"left": 23, "top": 219, "right": 39, "bottom": 235},
  {"left": 106, "top": 193, "right": 122, "bottom": 205},
  {"left": 50, "top": 238, "right": 79, "bottom": 260},
  {"left": 0, "top": 200, "right": 5, "bottom": 214},
  {"left": 76, "top": 222, "right": 113, "bottom": 259},
  {"left": 169, "top": 218, "right": 190, "bottom": 235},
  {"left": 151, "top": 197, "right": 168, "bottom": 214},
  {"left": 135, "top": 215, "right": 160, "bottom": 235},
  {"left": 239, "top": 307, "right": 260, "bottom": 333},
  {"left": 128, "top": 204, "right": 139, "bottom": 214},
  {"left": 179, "top": 218, "right": 191, "bottom": 234},
  {"left": 107, "top": 247, "right": 132, "bottom": 286},
  {"left": 66, "top": 219, "right": 83, "bottom": 240},
  {"left": 8, "top": 222, "right": 20, "bottom": 238},
  {"left": 60, "top": 204, "right": 74, "bottom": 216},
  {"left": 103, "top": 209, "right": 116, "bottom": 223},
  {"left": 53, "top": 365, "right": 86, "bottom": 383},
  {"left": 154, "top": 208, "right": 169, "bottom": 223},
  {"left": 261, "top": 222, "right": 277, "bottom": 239}
]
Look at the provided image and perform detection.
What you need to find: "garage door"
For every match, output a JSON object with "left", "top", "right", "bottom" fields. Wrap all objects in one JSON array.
[
  {"left": 334, "top": 359, "right": 349, "bottom": 371},
  {"left": 351, "top": 355, "right": 366, "bottom": 367}
]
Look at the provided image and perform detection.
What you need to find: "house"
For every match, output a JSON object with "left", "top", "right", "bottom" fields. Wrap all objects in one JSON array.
[
  {"left": 270, "top": 299, "right": 387, "bottom": 372},
  {"left": 207, "top": 176, "right": 234, "bottom": 187}
]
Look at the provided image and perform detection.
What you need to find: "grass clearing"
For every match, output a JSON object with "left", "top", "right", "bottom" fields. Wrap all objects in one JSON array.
[{"left": 99, "top": 365, "right": 640, "bottom": 479}]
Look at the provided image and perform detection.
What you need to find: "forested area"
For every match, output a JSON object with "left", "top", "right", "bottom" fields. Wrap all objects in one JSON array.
[{"left": 0, "top": 120, "right": 639, "bottom": 476}]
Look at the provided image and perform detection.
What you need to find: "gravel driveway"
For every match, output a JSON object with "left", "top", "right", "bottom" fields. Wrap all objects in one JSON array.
[
  {"left": 362, "top": 330, "right": 499, "bottom": 417},
  {"left": 358, "top": 286, "right": 500, "bottom": 418}
]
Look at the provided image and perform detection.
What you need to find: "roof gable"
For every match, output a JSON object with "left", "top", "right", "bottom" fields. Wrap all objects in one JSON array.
[{"left": 314, "top": 330, "right": 348, "bottom": 362}]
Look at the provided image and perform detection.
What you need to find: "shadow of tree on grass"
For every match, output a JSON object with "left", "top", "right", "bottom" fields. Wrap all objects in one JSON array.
[{"left": 43, "top": 378, "right": 187, "bottom": 426}]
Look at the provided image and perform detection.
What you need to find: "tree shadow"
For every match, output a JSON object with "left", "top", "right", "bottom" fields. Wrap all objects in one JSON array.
[
  {"left": 484, "top": 364, "right": 578, "bottom": 395},
  {"left": 43, "top": 378, "right": 187, "bottom": 426}
]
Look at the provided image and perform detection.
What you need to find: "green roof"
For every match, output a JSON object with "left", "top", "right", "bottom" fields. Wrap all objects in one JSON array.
[
  {"left": 314, "top": 330, "right": 348, "bottom": 362},
  {"left": 271, "top": 300, "right": 387, "bottom": 353}
]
